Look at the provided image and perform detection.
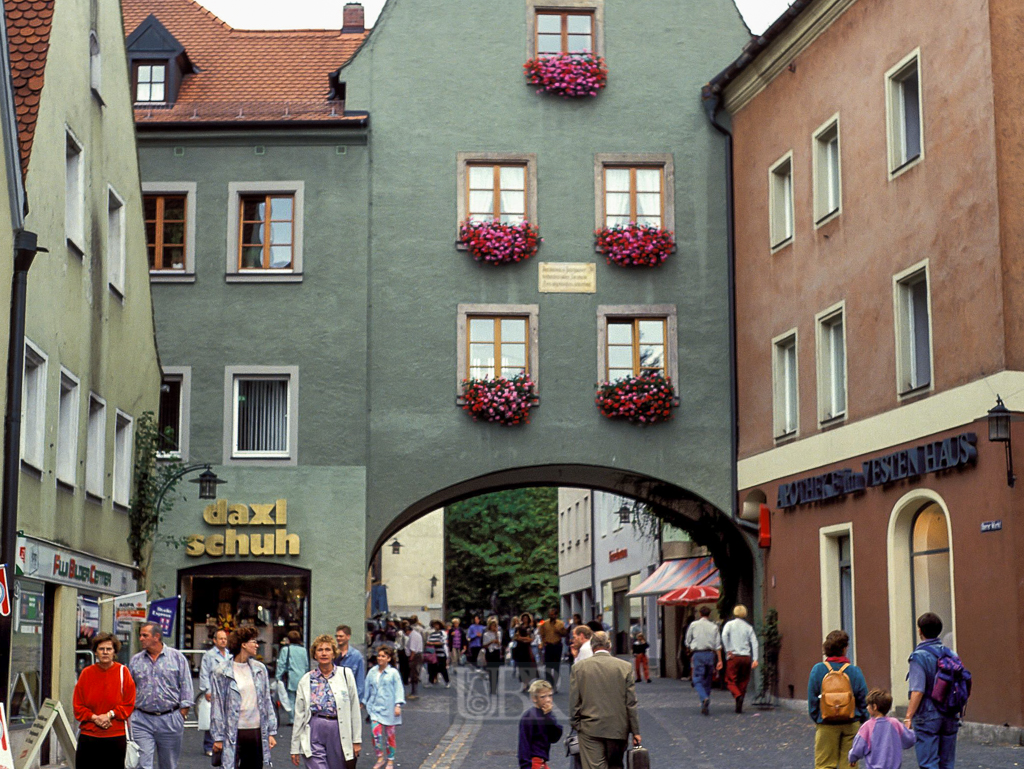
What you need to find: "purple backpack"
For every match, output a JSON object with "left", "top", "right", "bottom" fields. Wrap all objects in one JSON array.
[{"left": 924, "top": 646, "right": 972, "bottom": 718}]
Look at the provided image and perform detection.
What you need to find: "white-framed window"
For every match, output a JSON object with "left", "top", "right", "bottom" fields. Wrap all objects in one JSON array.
[
  {"left": 816, "top": 304, "right": 847, "bottom": 423},
  {"left": 108, "top": 187, "right": 126, "bottom": 296},
  {"left": 769, "top": 152, "right": 794, "bottom": 250},
  {"left": 772, "top": 330, "right": 798, "bottom": 439},
  {"left": 223, "top": 366, "right": 299, "bottom": 465},
  {"left": 86, "top": 394, "right": 106, "bottom": 499},
  {"left": 89, "top": 30, "right": 102, "bottom": 96},
  {"left": 158, "top": 367, "right": 191, "bottom": 460},
  {"left": 225, "top": 182, "right": 304, "bottom": 282},
  {"left": 893, "top": 263, "right": 932, "bottom": 395},
  {"left": 65, "top": 129, "right": 84, "bottom": 252},
  {"left": 143, "top": 182, "right": 198, "bottom": 281},
  {"left": 57, "top": 369, "right": 80, "bottom": 487},
  {"left": 886, "top": 49, "right": 923, "bottom": 178},
  {"left": 812, "top": 116, "right": 841, "bottom": 225},
  {"left": 21, "top": 339, "right": 47, "bottom": 470},
  {"left": 819, "top": 523, "right": 856, "bottom": 662},
  {"left": 113, "top": 410, "right": 133, "bottom": 507}
]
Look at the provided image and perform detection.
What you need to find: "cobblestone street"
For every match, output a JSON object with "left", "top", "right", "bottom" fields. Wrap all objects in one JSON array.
[{"left": 177, "top": 664, "right": 1024, "bottom": 769}]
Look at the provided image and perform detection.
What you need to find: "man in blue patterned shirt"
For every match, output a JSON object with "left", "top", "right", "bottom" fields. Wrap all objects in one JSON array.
[
  {"left": 335, "top": 625, "right": 366, "bottom": 705},
  {"left": 129, "top": 621, "right": 195, "bottom": 769}
]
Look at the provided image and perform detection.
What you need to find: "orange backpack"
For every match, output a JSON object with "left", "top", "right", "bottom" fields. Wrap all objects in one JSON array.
[{"left": 819, "top": 662, "right": 856, "bottom": 722}]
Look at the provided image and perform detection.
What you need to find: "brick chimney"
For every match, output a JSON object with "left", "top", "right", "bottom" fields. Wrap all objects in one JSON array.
[{"left": 342, "top": 3, "right": 365, "bottom": 33}]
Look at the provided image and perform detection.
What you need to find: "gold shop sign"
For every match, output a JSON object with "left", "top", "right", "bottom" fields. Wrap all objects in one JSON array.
[{"left": 186, "top": 499, "right": 300, "bottom": 558}]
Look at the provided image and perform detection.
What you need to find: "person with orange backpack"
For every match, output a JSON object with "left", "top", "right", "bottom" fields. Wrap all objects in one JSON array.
[{"left": 808, "top": 630, "right": 868, "bottom": 769}]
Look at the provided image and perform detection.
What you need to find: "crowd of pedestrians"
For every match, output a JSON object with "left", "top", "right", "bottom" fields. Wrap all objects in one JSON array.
[{"left": 66, "top": 603, "right": 969, "bottom": 769}]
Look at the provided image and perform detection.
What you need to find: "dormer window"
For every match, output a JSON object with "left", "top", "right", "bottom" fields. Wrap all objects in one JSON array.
[{"left": 134, "top": 61, "right": 167, "bottom": 103}]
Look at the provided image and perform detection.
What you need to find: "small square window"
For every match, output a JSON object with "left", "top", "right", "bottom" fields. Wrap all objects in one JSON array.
[
  {"left": 108, "top": 187, "right": 126, "bottom": 296},
  {"left": 596, "top": 305, "right": 678, "bottom": 386},
  {"left": 134, "top": 61, "right": 166, "bottom": 103},
  {"left": 594, "top": 154, "right": 674, "bottom": 234},
  {"left": 457, "top": 304, "right": 539, "bottom": 397},
  {"left": 526, "top": 1, "right": 604, "bottom": 58},
  {"left": 86, "top": 395, "right": 106, "bottom": 499},
  {"left": 21, "top": 340, "right": 47, "bottom": 470},
  {"left": 894, "top": 265, "right": 931, "bottom": 395},
  {"left": 812, "top": 117, "right": 841, "bottom": 226},
  {"left": 57, "top": 369, "right": 80, "bottom": 487},
  {"left": 113, "top": 411, "right": 133, "bottom": 507},
  {"left": 226, "top": 183, "right": 304, "bottom": 282},
  {"left": 223, "top": 366, "right": 299, "bottom": 465},
  {"left": 816, "top": 306, "right": 846, "bottom": 423},
  {"left": 769, "top": 153, "right": 794, "bottom": 250},
  {"left": 886, "top": 50, "right": 923, "bottom": 177},
  {"left": 773, "top": 331, "right": 798, "bottom": 439}
]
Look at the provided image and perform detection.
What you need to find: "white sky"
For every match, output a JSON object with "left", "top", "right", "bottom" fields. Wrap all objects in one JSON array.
[{"left": 195, "top": 0, "right": 793, "bottom": 35}]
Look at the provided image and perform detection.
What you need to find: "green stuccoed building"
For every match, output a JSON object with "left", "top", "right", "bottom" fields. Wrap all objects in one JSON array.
[{"left": 127, "top": 0, "right": 754, "bottom": 662}]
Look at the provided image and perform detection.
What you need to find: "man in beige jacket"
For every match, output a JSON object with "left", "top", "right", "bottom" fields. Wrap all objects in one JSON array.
[{"left": 568, "top": 631, "right": 641, "bottom": 769}]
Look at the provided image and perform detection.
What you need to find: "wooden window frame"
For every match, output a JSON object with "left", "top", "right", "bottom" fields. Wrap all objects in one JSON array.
[
  {"left": 596, "top": 305, "right": 678, "bottom": 398},
  {"left": 145, "top": 194, "right": 187, "bottom": 272},
  {"left": 526, "top": 0, "right": 604, "bottom": 59},
  {"left": 465, "top": 315, "right": 531, "bottom": 380},
  {"left": 605, "top": 317, "right": 669, "bottom": 380},
  {"left": 593, "top": 153, "right": 674, "bottom": 238},
  {"left": 225, "top": 182, "right": 304, "bottom": 282},
  {"left": 457, "top": 304, "right": 539, "bottom": 401},
  {"left": 600, "top": 165, "right": 666, "bottom": 228},
  {"left": 455, "top": 154, "right": 537, "bottom": 246},
  {"left": 133, "top": 60, "right": 167, "bottom": 104},
  {"left": 464, "top": 162, "right": 528, "bottom": 223},
  {"left": 237, "top": 193, "right": 296, "bottom": 271},
  {"left": 534, "top": 9, "right": 595, "bottom": 56},
  {"left": 143, "top": 183, "right": 197, "bottom": 282}
]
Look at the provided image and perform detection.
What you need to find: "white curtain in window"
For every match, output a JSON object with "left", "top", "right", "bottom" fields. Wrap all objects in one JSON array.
[
  {"left": 237, "top": 379, "right": 288, "bottom": 453},
  {"left": 605, "top": 168, "right": 631, "bottom": 226},
  {"left": 635, "top": 169, "right": 662, "bottom": 227}
]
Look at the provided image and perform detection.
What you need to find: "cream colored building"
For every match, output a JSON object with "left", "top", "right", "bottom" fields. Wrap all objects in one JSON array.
[
  {"left": 380, "top": 509, "right": 445, "bottom": 623},
  {"left": 558, "top": 488, "right": 593, "bottom": 621}
]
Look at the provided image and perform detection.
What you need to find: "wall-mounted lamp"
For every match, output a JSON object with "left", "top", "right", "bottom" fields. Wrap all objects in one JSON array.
[
  {"left": 189, "top": 468, "right": 227, "bottom": 500},
  {"left": 390, "top": 538, "right": 402, "bottom": 555},
  {"left": 430, "top": 574, "right": 438, "bottom": 599},
  {"left": 616, "top": 504, "right": 632, "bottom": 525},
  {"left": 988, "top": 395, "right": 1016, "bottom": 487}
]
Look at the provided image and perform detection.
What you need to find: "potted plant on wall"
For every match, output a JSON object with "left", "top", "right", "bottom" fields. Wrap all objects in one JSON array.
[
  {"left": 461, "top": 373, "right": 537, "bottom": 426},
  {"left": 595, "top": 223, "right": 675, "bottom": 267},
  {"left": 458, "top": 220, "right": 541, "bottom": 265},
  {"left": 755, "top": 608, "right": 782, "bottom": 709},
  {"left": 524, "top": 52, "right": 608, "bottom": 98},
  {"left": 595, "top": 372, "right": 676, "bottom": 425}
]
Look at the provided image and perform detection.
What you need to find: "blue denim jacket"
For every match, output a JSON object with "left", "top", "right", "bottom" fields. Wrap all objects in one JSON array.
[{"left": 210, "top": 658, "right": 278, "bottom": 767}]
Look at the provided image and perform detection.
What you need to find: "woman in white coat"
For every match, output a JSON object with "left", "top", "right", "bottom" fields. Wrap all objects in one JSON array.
[{"left": 290, "top": 634, "right": 362, "bottom": 769}]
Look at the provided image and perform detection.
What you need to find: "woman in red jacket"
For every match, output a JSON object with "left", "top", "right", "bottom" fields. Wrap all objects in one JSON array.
[{"left": 72, "top": 632, "right": 136, "bottom": 765}]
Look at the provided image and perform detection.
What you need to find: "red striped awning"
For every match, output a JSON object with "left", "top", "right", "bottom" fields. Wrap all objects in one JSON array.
[
  {"left": 657, "top": 585, "right": 720, "bottom": 606},
  {"left": 626, "top": 556, "right": 718, "bottom": 597}
]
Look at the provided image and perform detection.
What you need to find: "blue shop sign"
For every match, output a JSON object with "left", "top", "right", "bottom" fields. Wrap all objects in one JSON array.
[{"left": 777, "top": 433, "right": 977, "bottom": 509}]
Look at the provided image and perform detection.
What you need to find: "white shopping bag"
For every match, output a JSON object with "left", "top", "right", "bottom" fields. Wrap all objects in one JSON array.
[
  {"left": 197, "top": 696, "right": 211, "bottom": 732},
  {"left": 275, "top": 679, "right": 292, "bottom": 712}
]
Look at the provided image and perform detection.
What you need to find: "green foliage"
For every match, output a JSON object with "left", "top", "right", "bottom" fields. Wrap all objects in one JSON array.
[
  {"left": 758, "top": 607, "right": 782, "bottom": 702},
  {"left": 445, "top": 488, "right": 559, "bottom": 617},
  {"left": 128, "top": 412, "right": 182, "bottom": 578}
]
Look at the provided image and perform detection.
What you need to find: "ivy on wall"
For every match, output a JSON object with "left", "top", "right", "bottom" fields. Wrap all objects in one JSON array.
[{"left": 128, "top": 411, "right": 182, "bottom": 580}]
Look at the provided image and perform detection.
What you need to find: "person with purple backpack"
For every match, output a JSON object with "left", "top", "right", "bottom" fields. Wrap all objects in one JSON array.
[{"left": 904, "top": 612, "right": 970, "bottom": 769}]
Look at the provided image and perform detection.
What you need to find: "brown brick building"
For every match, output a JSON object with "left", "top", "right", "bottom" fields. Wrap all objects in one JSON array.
[{"left": 707, "top": 0, "right": 1024, "bottom": 727}]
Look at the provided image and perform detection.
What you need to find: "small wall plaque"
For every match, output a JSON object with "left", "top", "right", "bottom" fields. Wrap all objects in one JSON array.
[
  {"left": 538, "top": 262, "right": 596, "bottom": 293},
  {"left": 981, "top": 520, "right": 1002, "bottom": 533}
]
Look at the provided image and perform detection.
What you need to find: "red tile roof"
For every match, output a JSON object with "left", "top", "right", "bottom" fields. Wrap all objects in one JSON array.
[
  {"left": 5, "top": 0, "right": 55, "bottom": 177},
  {"left": 122, "top": 0, "right": 369, "bottom": 125}
]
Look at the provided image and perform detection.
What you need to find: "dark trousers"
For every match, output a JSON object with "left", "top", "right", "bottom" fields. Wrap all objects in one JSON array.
[
  {"left": 428, "top": 658, "right": 449, "bottom": 684},
  {"left": 578, "top": 733, "right": 626, "bottom": 769},
  {"left": 398, "top": 649, "right": 410, "bottom": 685},
  {"left": 76, "top": 733, "right": 128, "bottom": 766},
  {"left": 543, "top": 643, "right": 562, "bottom": 689},
  {"left": 469, "top": 645, "right": 482, "bottom": 667},
  {"left": 485, "top": 648, "right": 502, "bottom": 694},
  {"left": 237, "top": 727, "right": 263, "bottom": 768}
]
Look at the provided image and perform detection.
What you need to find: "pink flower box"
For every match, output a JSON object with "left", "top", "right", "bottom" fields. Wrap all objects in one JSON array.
[
  {"left": 595, "top": 223, "right": 675, "bottom": 268},
  {"left": 595, "top": 373, "right": 675, "bottom": 425},
  {"left": 459, "top": 220, "right": 541, "bottom": 265},
  {"left": 462, "top": 374, "right": 537, "bottom": 426},
  {"left": 524, "top": 53, "right": 608, "bottom": 98}
]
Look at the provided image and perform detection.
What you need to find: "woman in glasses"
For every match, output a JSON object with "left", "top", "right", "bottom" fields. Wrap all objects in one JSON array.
[{"left": 211, "top": 627, "right": 278, "bottom": 768}]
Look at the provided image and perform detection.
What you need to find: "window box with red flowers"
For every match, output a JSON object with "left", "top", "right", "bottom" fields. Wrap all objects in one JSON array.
[
  {"left": 524, "top": 53, "right": 607, "bottom": 98},
  {"left": 461, "top": 373, "right": 537, "bottom": 426},
  {"left": 595, "top": 372, "right": 676, "bottom": 425},
  {"left": 458, "top": 220, "right": 541, "bottom": 265},
  {"left": 595, "top": 223, "right": 675, "bottom": 268}
]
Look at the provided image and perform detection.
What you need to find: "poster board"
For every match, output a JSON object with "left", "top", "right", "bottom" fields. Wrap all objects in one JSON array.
[
  {"left": 113, "top": 590, "right": 147, "bottom": 643},
  {"left": 14, "top": 699, "right": 76, "bottom": 769}
]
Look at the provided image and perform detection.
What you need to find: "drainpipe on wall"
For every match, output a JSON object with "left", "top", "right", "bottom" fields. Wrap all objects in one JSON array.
[
  {"left": 0, "top": 229, "right": 42, "bottom": 710},
  {"left": 701, "top": 87, "right": 757, "bottom": 536}
]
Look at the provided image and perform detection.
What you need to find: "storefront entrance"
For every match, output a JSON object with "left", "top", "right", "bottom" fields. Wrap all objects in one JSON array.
[{"left": 178, "top": 563, "right": 311, "bottom": 670}]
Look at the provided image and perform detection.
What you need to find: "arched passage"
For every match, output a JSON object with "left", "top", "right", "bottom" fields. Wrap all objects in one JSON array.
[{"left": 370, "top": 463, "right": 757, "bottom": 612}]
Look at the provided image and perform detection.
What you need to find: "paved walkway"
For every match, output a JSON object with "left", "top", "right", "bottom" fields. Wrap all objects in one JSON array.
[{"left": 177, "top": 664, "right": 1024, "bottom": 768}]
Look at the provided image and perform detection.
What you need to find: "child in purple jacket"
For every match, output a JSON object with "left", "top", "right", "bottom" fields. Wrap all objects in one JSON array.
[{"left": 849, "top": 689, "right": 916, "bottom": 769}]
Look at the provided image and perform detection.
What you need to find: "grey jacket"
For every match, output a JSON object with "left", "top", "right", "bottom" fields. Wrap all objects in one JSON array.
[{"left": 569, "top": 651, "right": 640, "bottom": 740}]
